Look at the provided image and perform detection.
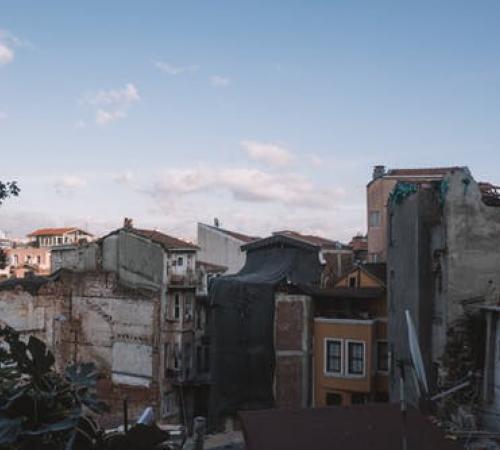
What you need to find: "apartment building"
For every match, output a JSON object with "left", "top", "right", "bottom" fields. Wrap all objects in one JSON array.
[{"left": 28, "top": 227, "right": 94, "bottom": 248}]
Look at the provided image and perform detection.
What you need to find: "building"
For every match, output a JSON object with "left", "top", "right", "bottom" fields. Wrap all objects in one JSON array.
[
  {"left": 28, "top": 227, "right": 94, "bottom": 248},
  {"left": 367, "top": 165, "right": 463, "bottom": 262},
  {"left": 348, "top": 234, "right": 368, "bottom": 263},
  {"left": 386, "top": 167, "right": 500, "bottom": 418},
  {"left": 209, "top": 230, "right": 352, "bottom": 423},
  {"left": 0, "top": 219, "right": 222, "bottom": 427},
  {"left": 240, "top": 404, "right": 464, "bottom": 450},
  {"left": 3, "top": 246, "right": 51, "bottom": 278},
  {"left": 197, "top": 222, "right": 259, "bottom": 274},
  {"left": 312, "top": 263, "right": 388, "bottom": 407}
]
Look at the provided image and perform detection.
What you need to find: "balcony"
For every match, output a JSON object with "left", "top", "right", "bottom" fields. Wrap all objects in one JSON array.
[{"left": 167, "top": 270, "right": 199, "bottom": 287}]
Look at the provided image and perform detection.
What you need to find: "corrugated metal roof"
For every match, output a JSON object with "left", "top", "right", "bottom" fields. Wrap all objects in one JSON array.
[{"left": 240, "top": 404, "right": 463, "bottom": 450}]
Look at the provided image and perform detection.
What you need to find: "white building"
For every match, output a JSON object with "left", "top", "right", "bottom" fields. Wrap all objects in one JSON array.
[{"left": 197, "top": 222, "right": 259, "bottom": 274}]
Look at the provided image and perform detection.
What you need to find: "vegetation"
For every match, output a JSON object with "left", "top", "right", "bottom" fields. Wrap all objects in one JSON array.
[
  {"left": 0, "top": 180, "right": 20, "bottom": 271},
  {"left": 0, "top": 325, "right": 108, "bottom": 450}
]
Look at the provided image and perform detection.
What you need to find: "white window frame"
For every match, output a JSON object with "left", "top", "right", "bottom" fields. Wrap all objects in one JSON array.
[
  {"left": 376, "top": 340, "right": 389, "bottom": 374},
  {"left": 346, "top": 340, "right": 366, "bottom": 378},
  {"left": 324, "top": 338, "right": 343, "bottom": 377}
]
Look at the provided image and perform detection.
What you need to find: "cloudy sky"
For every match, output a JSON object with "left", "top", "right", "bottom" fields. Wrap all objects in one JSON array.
[{"left": 1, "top": 1, "right": 500, "bottom": 242}]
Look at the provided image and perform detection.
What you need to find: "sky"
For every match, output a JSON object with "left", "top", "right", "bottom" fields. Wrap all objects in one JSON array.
[{"left": 1, "top": 1, "right": 500, "bottom": 242}]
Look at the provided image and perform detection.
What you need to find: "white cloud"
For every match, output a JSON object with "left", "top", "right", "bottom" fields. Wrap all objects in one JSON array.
[
  {"left": 0, "top": 43, "right": 14, "bottom": 65},
  {"left": 308, "top": 154, "right": 324, "bottom": 167},
  {"left": 53, "top": 175, "right": 87, "bottom": 196},
  {"left": 154, "top": 61, "right": 199, "bottom": 75},
  {"left": 96, "top": 109, "right": 126, "bottom": 126},
  {"left": 210, "top": 75, "right": 230, "bottom": 87},
  {"left": 80, "top": 83, "right": 140, "bottom": 126},
  {"left": 113, "top": 170, "right": 134, "bottom": 186},
  {"left": 241, "top": 140, "right": 295, "bottom": 166},
  {"left": 149, "top": 167, "right": 344, "bottom": 209},
  {"left": 0, "top": 30, "right": 29, "bottom": 66}
]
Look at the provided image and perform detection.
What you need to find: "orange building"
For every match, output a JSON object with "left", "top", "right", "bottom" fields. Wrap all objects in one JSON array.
[{"left": 313, "top": 263, "right": 388, "bottom": 406}]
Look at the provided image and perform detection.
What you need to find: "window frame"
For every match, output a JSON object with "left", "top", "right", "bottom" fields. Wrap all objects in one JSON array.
[
  {"left": 368, "top": 210, "right": 381, "bottom": 228},
  {"left": 346, "top": 340, "right": 366, "bottom": 378},
  {"left": 173, "top": 293, "right": 181, "bottom": 320},
  {"left": 324, "top": 338, "right": 343, "bottom": 377}
]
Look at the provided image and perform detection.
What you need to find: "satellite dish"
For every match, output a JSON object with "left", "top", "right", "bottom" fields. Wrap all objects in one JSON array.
[{"left": 405, "top": 310, "right": 429, "bottom": 396}]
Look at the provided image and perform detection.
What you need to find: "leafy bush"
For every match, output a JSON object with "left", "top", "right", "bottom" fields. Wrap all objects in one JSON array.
[{"left": 0, "top": 325, "right": 108, "bottom": 450}]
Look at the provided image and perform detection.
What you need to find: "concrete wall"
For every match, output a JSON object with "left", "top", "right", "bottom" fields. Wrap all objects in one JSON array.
[{"left": 197, "top": 223, "right": 246, "bottom": 274}]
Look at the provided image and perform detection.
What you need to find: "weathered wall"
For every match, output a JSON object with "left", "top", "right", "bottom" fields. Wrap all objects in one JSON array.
[
  {"left": 367, "top": 178, "right": 398, "bottom": 262},
  {"left": 482, "top": 309, "right": 500, "bottom": 431},
  {"left": 197, "top": 223, "right": 246, "bottom": 274},
  {"left": 388, "top": 170, "right": 500, "bottom": 406},
  {"left": 441, "top": 172, "right": 500, "bottom": 357},
  {"left": 274, "top": 293, "right": 312, "bottom": 409},
  {"left": 387, "top": 186, "right": 441, "bottom": 404}
]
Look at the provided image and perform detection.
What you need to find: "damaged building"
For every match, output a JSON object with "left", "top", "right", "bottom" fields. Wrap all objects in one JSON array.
[
  {"left": 0, "top": 220, "right": 226, "bottom": 427},
  {"left": 208, "top": 230, "right": 354, "bottom": 423},
  {"left": 386, "top": 167, "right": 500, "bottom": 433}
]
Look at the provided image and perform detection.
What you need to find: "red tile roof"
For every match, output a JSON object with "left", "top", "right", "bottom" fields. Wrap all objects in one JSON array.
[
  {"left": 132, "top": 228, "right": 198, "bottom": 250},
  {"left": 28, "top": 227, "right": 92, "bottom": 237}
]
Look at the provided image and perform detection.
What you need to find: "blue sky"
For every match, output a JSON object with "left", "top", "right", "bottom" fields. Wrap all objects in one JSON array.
[{"left": 1, "top": 1, "right": 500, "bottom": 241}]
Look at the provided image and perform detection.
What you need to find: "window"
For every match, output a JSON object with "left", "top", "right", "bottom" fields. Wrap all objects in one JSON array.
[
  {"left": 162, "top": 391, "right": 178, "bottom": 418},
  {"left": 348, "top": 275, "right": 357, "bottom": 288},
  {"left": 173, "top": 343, "right": 180, "bottom": 370},
  {"left": 377, "top": 341, "right": 389, "bottom": 372},
  {"left": 347, "top": 341, "right": 365, "bottom": 376},
  {"left": 351, "top": 393, "right": 368, "bottom": 404},
  {"left": 37, "top": 255, "right": 41, "bottom": 265},
  {"left": 369, "top": 211, "right": 381, "bottom": 227},
  {"left": 184, "top": 295, "right": 192, "bottom": 320},
  {"left": 326, "top": 392, "right": 342, "bottom": 406},
  {"left": 174, "top": 294, "right": 181, "bottom": 320},
  {"left": 57, "top": 237, "right": 62, "bottom": 244},
  {"left": 164, "top": 343, "right": 169, "bottom": 376},
  {"left": 177, "top": 256, "right": 183, "bottom": 266},
  {"left": 325, "top": 339, "right": 343, "bottom": 375},
  {"left": 184, "top": 342, "right": 192, "bottom": 378},
  {"left": 196, "top": 306, "right": 203, "bottom": 330}
]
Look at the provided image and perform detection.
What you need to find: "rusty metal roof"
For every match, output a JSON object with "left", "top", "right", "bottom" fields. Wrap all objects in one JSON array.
[{"left": 240, "top": 404, "right": 464, "bottom": 450}]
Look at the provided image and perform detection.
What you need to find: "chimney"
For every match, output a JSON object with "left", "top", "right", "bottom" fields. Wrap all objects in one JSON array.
[
  {"left": 214, "top": 218, "right": 220, "bottom": 228},
  {"left": 372, "top": 165, "right": 386, "bottom": 180},
  {"left": 123, "top": 217, "right": 133, "bottom": 229}
]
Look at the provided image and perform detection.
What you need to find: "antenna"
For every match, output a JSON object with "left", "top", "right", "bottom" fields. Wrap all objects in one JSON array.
[{"left": 405, "top": 310, "right": 429, "bottom": 396}]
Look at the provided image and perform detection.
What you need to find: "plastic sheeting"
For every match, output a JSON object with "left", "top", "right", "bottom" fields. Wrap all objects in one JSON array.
[{"left": 209, "top": 244, "right": 322, "bottom": 415}]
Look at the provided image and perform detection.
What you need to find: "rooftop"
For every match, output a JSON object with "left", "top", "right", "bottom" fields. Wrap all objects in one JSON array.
[
  {"left": 241, "top": 231, "right": 349, "bottom": 252},
  {"left": 240, "top": 404, "right": 463, "bottom": 450},
  {"left": 131, "top": 228, "right": 199, "bottom": 251},
  {"left": 387, "top": 167, "right": 465, "bottom": 177},
  {"left": 200, "top": 223, "right": 260, "bottom": 243},
  {"left": 28, "top": 227, "right": 93, "bottom": 237}
]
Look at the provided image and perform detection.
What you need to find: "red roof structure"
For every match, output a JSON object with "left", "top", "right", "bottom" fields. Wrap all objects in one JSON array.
[
  {"left": 240, "top": 404, "right": 463, "bottom": 450},
  {"left": 28, "top": 227, "right": 92, "bottom": 237}
]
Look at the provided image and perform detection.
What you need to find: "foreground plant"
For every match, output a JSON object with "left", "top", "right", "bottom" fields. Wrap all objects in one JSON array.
[{"left": 0, "top": 325, "right": 108, "bottom": 450}]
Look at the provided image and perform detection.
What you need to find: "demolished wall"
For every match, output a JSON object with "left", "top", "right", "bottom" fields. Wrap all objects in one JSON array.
[{"left": 388, "top": 169, "right": 500, "bottom": 425}]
